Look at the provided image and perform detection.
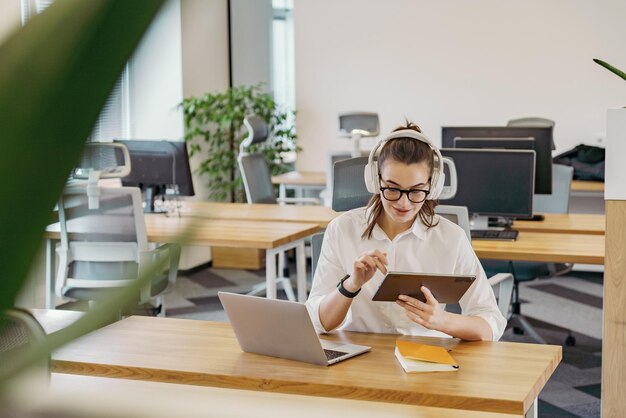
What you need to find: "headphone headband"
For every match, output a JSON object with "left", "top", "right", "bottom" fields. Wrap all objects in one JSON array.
[{"left": 364, "top": 129, "right": 445, "bottom": 200}]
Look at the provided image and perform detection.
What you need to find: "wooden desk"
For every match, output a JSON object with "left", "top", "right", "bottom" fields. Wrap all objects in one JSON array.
[
  {"left": 179, "top": 201, "right": 338, "bottom": 228},
  {"left": 180, "top": 203, "right": 606, "bottom": 236},
  {"left": 571, "top": 180, "right": 604, "bottom": 194},
  {"left": 45, "top": 218, "right": 320, "bottom": 306},
  {"left": 52, "top": 316, "right": 561, "bottom": 416},
  {"left": 472, "top": 231, "right": 604, "bottom": 265},
  {"left": 271, "top": 171, "right": 326, "bottom": 199},
  {"left": 171, "top": 207, "right": 604, "bottom": 264},
  {"left": 40, "top": 373, "right": 520, "bottom": 418},
  {"left": 30, "top": 308, "right": 83, "bottom": 334},
  {"left": 513, "top": 213, "right": 605, "bottom": 235}
]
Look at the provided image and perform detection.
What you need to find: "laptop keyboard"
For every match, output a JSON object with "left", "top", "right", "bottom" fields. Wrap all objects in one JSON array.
[
  {"left": 471, "top": 229, "right": 519, "bottom": 241},
  {"left": 324, "top": 349, "right": 349, "bottom": 361}
]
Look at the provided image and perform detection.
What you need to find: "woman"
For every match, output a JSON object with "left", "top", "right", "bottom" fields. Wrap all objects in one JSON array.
[{"left": 305, "top": 122, "right": 506, "bottom": 341}]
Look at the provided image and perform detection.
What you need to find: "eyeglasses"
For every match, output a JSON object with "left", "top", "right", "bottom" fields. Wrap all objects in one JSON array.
[{"left": 379, "top": 186, "right": 430, "bottom": 203}]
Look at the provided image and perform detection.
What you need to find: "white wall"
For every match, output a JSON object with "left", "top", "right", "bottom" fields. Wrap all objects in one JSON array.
[
  {"left": 0, "top": 0, "right": 20, "bottom": 43},
  {"left": 230, "top": 0, "right": 272, "bottom": 88},
  {"left": 129, "top": 0, "right": 184, "bottom": 140},
  {"left": 181, "top": 0, "right": 230, "bottom": 202},
  {"left": 181, "top": 0, "right": 230, "bottom": 98},
  {"left": 179, "top": 0, "right": 232, "bottom": 268},
  {"left": 294, "top": 0, "right": 626, "bottom": 171}
]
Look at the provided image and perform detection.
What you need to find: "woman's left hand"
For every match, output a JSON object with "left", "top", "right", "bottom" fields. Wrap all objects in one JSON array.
[{"left": 396, "top": 286, "right": 451, "bottom": 332}]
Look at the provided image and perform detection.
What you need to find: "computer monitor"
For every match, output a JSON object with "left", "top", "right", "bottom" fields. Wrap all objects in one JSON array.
[
  {"left": 440, "top": 148, "right": 535, "bottom": 229},
  {"left": 453, "top": 137, "right": 536, "bottom": 152},
  {"left": 442, "top": 126, "right": 552, "bottom": 194},
  {"left": 113, "top": 139, "right": 195, "bottom": 212}
]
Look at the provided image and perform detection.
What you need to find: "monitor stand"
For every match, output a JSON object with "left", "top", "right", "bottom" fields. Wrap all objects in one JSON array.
[
  {"left": 143, "top": 186, "right": 168, "bottom": 214},
  {"left": 351, "top": 133, "right": 362, "bottom": 158},
  {"left": 469, "top": 214, "right": 510, "bottom": 231}
]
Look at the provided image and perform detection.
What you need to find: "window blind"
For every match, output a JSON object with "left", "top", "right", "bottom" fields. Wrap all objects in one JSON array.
[{"left": 20, "top": 0, "right": 130, "bottom": 141}]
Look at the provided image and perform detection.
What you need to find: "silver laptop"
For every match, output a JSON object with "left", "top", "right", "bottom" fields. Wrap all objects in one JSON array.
[{"left": 218, "top": 292, "right": 370, "bottom": 366}]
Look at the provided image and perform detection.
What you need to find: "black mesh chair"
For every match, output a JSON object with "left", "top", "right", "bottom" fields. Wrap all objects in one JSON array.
[
  {"left": 331, "top": 157, "right": 371, "bottom": 212},
  {"left": 238, "top": 116, "right": 319, "bottom": 205},
  {"left": 0, "top": 309, "right": 48, "bottom": 382}
]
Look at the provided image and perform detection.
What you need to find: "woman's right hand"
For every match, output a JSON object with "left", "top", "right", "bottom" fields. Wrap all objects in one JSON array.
[{"left": 345, "top": 250, "right": 388, "bottom": 291}]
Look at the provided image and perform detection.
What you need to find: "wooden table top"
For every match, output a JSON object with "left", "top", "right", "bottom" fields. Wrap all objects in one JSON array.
[
  {"left": 571, "top": 180, "right": 604, "bottom": 193},
  {"left": 472, "top": 231, "right": 604, "bottom": 264},
  {"left": 47, "top": 373, "right": 521, "bottom": 418},
  {"left": 178, "top": 201, "right": 339, "bottom": 228},
  {"left": 30, "top": 309, "right": 83, "bottom": 334},
  {"left": 178, "top": 203, "right": 605, "bottom": 236},
  {"left": 271, "top": 171, "right": 326, "bottom": 186},
  {"left": 513, "top": 213, "right": 605, "bottom": 235},
  {"left": 46, "top": 217, "right": 320, "bottom": 250},
  {"left": 52, "top": 316, "right": 561, "bottom": 416}
]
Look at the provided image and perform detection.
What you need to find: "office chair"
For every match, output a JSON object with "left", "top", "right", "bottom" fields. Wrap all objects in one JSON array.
[
  {"left": 320, "top": 113, "right": 379, "bottom": 205},
  {"left": 310, "top": 230, "right": 513, "bottom": 320},
  {"left": 238, "top": 116, "right": 319, "bottom": 205},
  {"left": 55, "top": 143, "right": 181, "bottom": 316},
  {"left": 481, "top": 164, "right": 576, "bottom": 345},
  {"left": 0, "top": 308, "right": 49, "bottom": 383},
  {"left": 238, "top": 116, "right": 317, "bottom": 301},
  {"left": 338, "top": 112, "right": 380, "bottom": 158},
  {"left": 507, "top": 117, "right": 556, "bottom": 150},
  {"left": 435, "top": 205, "right": 471, "bottom": 241},
  {"left": 331, "top": 157, "right": 371, "bottom": 212},
  {"left": 507, "top": 117, "right": 555, "bottom": 128}
]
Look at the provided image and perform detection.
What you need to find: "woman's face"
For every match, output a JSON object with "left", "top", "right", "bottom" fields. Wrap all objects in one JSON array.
[{"left": 378, "top": 159, "right": 431, "bottom": 227}]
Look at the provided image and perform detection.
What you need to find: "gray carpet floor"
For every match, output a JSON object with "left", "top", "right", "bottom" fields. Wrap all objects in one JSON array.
[{"left": 164, "top": 263, "right": 603, "bottom": 418}]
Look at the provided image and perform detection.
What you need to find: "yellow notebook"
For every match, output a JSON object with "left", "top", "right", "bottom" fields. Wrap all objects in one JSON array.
[{"left": 395, "top": 340, "right": 459, "bottom": 373}]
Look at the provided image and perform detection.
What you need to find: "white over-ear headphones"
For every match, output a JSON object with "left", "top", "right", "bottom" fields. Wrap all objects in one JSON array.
[{"left": 364, "top": 129, "right": 457, "bottom": 200}]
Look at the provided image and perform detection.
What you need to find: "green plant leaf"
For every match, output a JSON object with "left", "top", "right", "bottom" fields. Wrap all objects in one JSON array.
[
  {"left": 593, "top": 58, "right": 626, "bottom": 82},
  {"left": 181, "top": 84, "right": 299, "bottom": 202},
  {"left": 0, "top": 0, "right": 165, "bottom": 315}
]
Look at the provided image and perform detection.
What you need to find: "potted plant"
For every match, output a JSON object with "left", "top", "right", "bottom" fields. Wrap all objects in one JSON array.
[{"left": 181, "top": 84, "right": 299, "bottom": 203}]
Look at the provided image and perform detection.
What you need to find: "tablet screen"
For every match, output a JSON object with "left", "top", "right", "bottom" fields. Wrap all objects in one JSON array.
[{"left": 371, "top": 272, "right": 476, "bottom": 303}]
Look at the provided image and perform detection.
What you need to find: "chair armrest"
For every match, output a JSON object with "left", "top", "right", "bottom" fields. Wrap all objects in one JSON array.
[
  {"left": 138, "top": 243, "right": 181, "bottom": 303},
  {"left": 277, "top": 197, "right": 321, "bottom": 205},
  {"left": 487, "top": 273, "right": 514, "bottom": 319},
  {"left": 152, "top": 243, "right": 181, "bottom": 286}
]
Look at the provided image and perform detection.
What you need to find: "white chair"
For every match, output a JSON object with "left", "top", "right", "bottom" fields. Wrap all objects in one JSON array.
[
  {"left": 338, "top": 112, "right": 380, "bottom": 158},
  {"left": 435, "top": 205, "right": 471, "bottom": 242},
  {"left": 507, "top": 117, "right": 555, "bottom": 128},
  {"left": 433, "top": 206, "right": 514, "bottom": 319},
  {"left": 507, "top": 117, "right": 556, "bottom": 150},
  {"left": 55, "top": 143, "right": 180, "bottom": 316}
]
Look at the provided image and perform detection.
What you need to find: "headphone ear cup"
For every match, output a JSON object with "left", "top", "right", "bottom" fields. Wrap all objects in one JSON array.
[
  {"left": 364, "top": 161, "right": 379, "bottom": 193},
  {"left": 429, "top": 169, "right": 444, "bottom": 200}
]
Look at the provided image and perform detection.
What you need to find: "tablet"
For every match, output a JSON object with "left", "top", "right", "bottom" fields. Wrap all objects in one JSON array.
[{"left": 371, "top": 272, "right": 476, "bottom": 303}]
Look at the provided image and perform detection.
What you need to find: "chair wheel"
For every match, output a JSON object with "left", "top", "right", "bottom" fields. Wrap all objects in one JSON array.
[
  {"left": 513, "top": 326, "right": 524, "bottom": 335},
  {"left": 565, "top": 335, "right": 576, "bottom": 346}
]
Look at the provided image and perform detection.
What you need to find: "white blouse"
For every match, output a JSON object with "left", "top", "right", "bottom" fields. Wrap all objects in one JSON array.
[{"left": 305, "top": 207, "right": 506, "bottom": 341}]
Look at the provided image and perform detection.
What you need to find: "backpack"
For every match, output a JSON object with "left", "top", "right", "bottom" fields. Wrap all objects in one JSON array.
[{"left": 553, "top": 144, "right": 605, "bottom": 181}]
